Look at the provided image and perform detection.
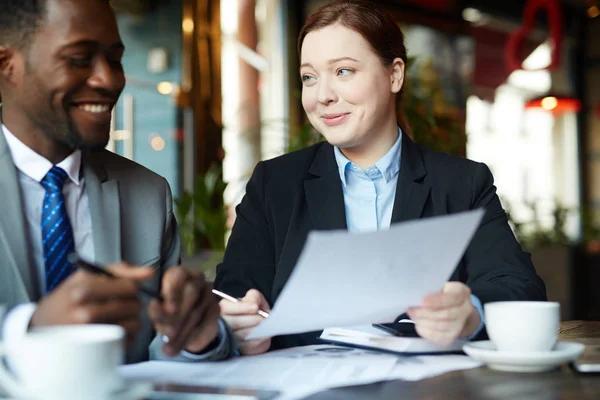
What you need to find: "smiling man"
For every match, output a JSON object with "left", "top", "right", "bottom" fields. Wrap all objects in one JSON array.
[{"left": 0, "top": 0, "right": 235, "bottom": 363}]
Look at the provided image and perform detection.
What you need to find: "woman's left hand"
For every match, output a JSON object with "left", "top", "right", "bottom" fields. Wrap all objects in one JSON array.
[{"left": 406, "top": 282, "right": 481, "bottom": 346}]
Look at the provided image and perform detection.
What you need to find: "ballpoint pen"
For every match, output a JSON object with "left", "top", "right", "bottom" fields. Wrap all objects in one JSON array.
[
  {"left": 67, "top": 253, "right": 164, "bottom": 302},
  {"left": 212, "top": 289, "right": 270, "bottom": 318}
]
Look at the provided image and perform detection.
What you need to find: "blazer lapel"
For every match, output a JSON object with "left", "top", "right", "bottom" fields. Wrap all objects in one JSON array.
[
  {"left": 83, "top": 152, "right": 122, "bottom": 265},
  {"left": 304, "top": 144, "right": 347, "bottom": 231},
  {"left": 391, "top": 135, "right": 431, "bottom": 223},
  {"left": 0, "top": 131, "right": 37, "bottom": 300}
]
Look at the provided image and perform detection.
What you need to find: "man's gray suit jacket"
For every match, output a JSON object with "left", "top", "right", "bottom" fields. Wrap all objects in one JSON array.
[{"left": 0, "top": 122, "right": 234, "bottom": 363}]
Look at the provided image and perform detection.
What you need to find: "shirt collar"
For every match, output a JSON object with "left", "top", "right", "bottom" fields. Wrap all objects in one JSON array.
[
  {"left": 1, "top": 124, "right": 82, "bottom": 185},
  {"left": 334, "top": 127, "right": 403, "bottom": 186}
]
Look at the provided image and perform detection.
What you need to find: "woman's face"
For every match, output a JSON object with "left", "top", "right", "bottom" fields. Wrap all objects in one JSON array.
[{"left": 300, "top": 24, "right": 404, "bottom": 154}]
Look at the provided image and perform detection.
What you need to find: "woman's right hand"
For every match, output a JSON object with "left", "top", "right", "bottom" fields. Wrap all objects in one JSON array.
[{"left": 219, "top": 289, "right": 272, "bottom": 355}]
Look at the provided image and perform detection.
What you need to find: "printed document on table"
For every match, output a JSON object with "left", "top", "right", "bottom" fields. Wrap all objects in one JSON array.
[
  {"left": 119, "top": 345, "right": 483, "bottom": 400},
  {"left": 387, "top": 354, "right": 483, "bottom": 381},
  {"left": 247, "top": 209, "right": 485, "bottom": 340},
  {"left": 119, "top": 345, "right": 399, "bottom": 400}
]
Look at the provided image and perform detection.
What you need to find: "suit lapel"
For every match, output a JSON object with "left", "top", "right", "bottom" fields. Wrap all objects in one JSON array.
[
  {"left": 83, "top": 152, "right": 122, "bottom": 265},
  {"left": 391, "top": 135, "right": 431, "bottom": 223},
  {"left": 0, "top": 131, "right": 37, "bottom": 299},
  {"left": 304, "top": 144, "right": 347, "bottom": 231}
]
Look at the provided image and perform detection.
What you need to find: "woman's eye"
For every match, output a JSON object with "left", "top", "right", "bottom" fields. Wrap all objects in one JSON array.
[
  {"left": 301, "top": 75, "right": 315, "bottom": 83},
  {"left": 337, "top": 68, "right": 354, "bottom": 77}
]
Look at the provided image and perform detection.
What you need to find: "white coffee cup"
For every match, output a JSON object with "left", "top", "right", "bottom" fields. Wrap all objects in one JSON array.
[
  {"left": 484, "top": 301, "right": 560, "bottom": 353},
  {"left": 0, "top": 324, "right": 125, "bottom": 400}
]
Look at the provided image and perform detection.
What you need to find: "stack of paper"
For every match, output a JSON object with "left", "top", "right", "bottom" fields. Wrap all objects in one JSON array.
[
  {"left": 120, "top": 345, "right": 399, "bottom": 400},
  {"left": 119, "top": 345, "right": 483, "bottom": 400}
]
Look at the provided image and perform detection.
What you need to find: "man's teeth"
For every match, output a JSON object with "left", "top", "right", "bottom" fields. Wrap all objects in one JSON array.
[{"left": 78, "top": 104, "right": 110, "bottom": 113}]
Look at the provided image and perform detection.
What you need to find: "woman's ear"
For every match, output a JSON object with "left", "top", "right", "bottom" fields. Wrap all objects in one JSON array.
[{"left": 390, "top": 57, "right": 405, "bottom": 94}]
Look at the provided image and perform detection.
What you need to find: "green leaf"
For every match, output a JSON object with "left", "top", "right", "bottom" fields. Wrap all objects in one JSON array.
[{"left": 174, "top": 163, "right": 228, "bottom": 255}]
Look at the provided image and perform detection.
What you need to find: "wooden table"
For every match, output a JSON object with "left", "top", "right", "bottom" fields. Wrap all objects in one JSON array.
[
  {"left": 560, "top": 320, "right": 600, "bottom": 340},
  {"left": 305, "top": 321, "right": 600, "bottom": 400}
]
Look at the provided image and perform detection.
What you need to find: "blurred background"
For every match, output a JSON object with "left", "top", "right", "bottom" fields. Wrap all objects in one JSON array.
[{"left": 107, "top": 0, "right": 600, "bottom": 321}]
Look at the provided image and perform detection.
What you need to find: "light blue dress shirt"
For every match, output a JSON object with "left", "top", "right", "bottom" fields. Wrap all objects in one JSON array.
[{"left": 333, "top": 128, "right": 484, "bottom": 339}]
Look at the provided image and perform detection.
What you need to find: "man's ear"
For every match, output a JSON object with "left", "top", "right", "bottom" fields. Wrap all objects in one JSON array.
[
  {"left": 390, "top": 57, "right": 405, "bottom": 94},
  {"left": 0, "top": 46, "right": 20, "bottom": 85}
]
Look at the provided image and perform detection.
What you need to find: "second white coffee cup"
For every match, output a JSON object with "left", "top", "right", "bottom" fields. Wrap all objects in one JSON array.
[{"left": 484, "top": 301, "right": 560, "bottom": 353}]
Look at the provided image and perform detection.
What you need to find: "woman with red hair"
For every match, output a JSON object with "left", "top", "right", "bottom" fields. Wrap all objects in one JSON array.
[{"left": 215, "top": 0, "right": 546, "bottom": 355}]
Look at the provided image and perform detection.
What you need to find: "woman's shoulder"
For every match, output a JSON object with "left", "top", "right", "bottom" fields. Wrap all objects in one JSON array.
[
  {"left": 258, "top": 141, "right": 332, "bottom": 178},
  {"left": 264, "top": 141, "right": 329, "bottom": 165},
  {"left": 416, "top": 143, "right": 487, "bottom": 176},
  {"left": 411, "top": 143, "right": 495, "bottom": 197}
]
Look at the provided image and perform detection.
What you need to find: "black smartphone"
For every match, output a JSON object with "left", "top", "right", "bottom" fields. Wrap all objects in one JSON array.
[{"left": 372, "top": 321, "right": 420, "bottom": 337}]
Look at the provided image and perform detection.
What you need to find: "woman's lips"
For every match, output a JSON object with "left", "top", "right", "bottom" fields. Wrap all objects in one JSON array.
[{"left": 321, "top": 113, "right": 350, "bottom": 127}]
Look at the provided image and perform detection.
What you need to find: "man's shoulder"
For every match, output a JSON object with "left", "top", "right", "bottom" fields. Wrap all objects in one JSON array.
[{"left": 85, "top": 149, "right": 168, "bottom": 187}]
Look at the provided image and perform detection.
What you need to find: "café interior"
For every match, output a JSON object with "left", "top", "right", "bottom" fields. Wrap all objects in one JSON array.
[
  {"left": 84, "top": 0, "right": 600, "bottom": 396},
  {"left": 110, "top": 0, "right": 600, "bottom": 314}
]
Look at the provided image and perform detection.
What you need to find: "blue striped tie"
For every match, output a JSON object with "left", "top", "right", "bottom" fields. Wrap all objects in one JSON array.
[{"left": 41, "top": 166, "right": 75, "bottom": 293}]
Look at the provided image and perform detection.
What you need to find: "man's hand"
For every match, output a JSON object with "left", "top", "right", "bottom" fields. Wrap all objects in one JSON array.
[
  {"left": 147, "top": 267, "right": 220, "bottom": 357},
  {"left": 30, "top": 264, "right": 155, "bottom": 346},
  {"left": 406, "top": 282, "right": 481, "bottom": 346},
  {"left": 220, "top": 289, "right": 271, "bottom": 355}
]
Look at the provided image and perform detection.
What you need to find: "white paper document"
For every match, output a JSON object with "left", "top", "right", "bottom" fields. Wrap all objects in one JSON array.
[
  {"left": 388, "top": 354, "right": 483, "bottom": 381},
  {"left": 119, "top": 345, "right": 483, "bottom": 400},
  {"left": 120, "top": 345, "right": 398, "bottom": 400},
  {"left": 247, "top": 209, "right": 485, "bottom": 340}
]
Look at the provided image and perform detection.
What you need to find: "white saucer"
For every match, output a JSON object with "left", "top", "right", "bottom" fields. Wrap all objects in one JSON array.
[{"left": 463, "top": 341, "right": 585, "bottom": 373}]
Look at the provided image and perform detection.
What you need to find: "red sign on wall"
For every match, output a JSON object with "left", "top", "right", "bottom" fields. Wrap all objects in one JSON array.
[{"left": 505, "top": 0, "right": 563, "bottom": 72}]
